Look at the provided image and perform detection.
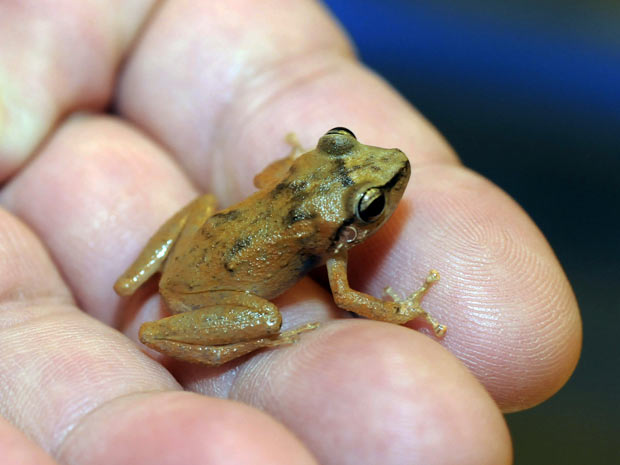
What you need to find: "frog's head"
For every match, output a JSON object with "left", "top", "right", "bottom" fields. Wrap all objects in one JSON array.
[{"left": 316, "top": 127, "right": 411, "bottom": 252}]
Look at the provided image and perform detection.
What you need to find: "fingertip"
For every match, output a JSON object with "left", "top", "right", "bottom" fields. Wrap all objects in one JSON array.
[
  {"left": 235, "top": 320, "right": 512, "bottom": 465},
  {"left": 350, "top": 164, "right": 582, "bottom": 411},
  {"left": 58, "top": 391, "right": 318, "bottom": 465},
  {"left": 0, "top": 417, "right": 59, "bottom": 465}
]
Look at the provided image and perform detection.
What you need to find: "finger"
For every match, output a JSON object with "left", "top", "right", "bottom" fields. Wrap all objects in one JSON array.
[
  {"left": 0, "top": 0, "right": 155, "bottom": 180},
  {"left": 347, "top": 165, "right": 582, "bottom": 411},
  {"left": 58, "top": 392, "right": 318, "bottom": 465},
  {"left": 116, "top": 0, "right": 459, "bottom": 203},
  {"left": 114, "top": 0, "right": 580, "bottom": 411},
  {"left": 1, "top": 114, "right": 197, "bottom": 325},
  {"left": 212, "top": 320, "right": 512, "bottom": 465},
  {"left": 0, "top": 209, "right": 319, "bottom": 464},
  {"left": 0, "top": 416, "right": 59, "bottom": 465}
]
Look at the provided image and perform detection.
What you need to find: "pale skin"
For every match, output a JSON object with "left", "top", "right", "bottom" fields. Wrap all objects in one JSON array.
[
  {"left": 114, "top": 128, "right": 445, "bottom": 365},
  {"left": 0, "top": 2, "right": 581, "bottom": 465}
]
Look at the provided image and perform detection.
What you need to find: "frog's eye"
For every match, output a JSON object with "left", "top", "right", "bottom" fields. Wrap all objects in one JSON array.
[
  {"left": 326, "top": 127, "right": 356, "bottom": 139},
  {"left": 356, "top": 188, "right": 386, "bottom": 223},
  {"left": 318, "top": 128, "right": 356, "bottom": 155}
]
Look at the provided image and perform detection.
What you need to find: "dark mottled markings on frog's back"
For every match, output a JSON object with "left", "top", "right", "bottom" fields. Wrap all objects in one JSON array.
[
  {"left": 346, "top": 159, "right": 381, "bottom": 174},
  {"left": 284, "top": 207, "right": 316, "bottom": 226},
  {"left": 271, "top": 179, "right": 309, "bottom": 200},
  {"left": 317, "top": 183, "right": 331, "bottom": 194},
  {"left": 337, "top": 173, "right": 354, "bottom": 187},
  {"left": 210, "top": 209, "right": 241, "bottom": 224},
  {"left": 271, "top": 182, "right": 289, "bottom": 197},
  {"left": 229, "top": 237, "right": 252, "bottom": 256},
  {"left": 289, "top": 179, "right": 308, "bottom": 192},
  {"left": 334, "top": 158, "right": 354, "bottom": 187},
  {"left": 223, "top": 236, "right": 253, "bottom": 273}
]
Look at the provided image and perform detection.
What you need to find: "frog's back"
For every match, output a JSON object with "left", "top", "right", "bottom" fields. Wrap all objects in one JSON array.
[{"left": 159, "top": 192, "right": 331, "bottom": 300}]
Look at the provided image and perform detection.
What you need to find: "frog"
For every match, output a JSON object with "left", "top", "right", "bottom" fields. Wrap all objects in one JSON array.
[{"left": 114, "top": 127, "right": 445, "bottom": 366}]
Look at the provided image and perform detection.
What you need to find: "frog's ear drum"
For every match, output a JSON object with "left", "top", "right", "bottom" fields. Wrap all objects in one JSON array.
[{"left": 326, "top": 127, "right": 356, "bottom": 139}]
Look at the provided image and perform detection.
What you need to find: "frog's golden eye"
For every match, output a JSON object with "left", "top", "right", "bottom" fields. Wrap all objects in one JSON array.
[
  {"left": 356, "top": 188, "right": 386, "bottom": 223},
  {"left": 326, "top": 127, "right": 356, "bottom": 139}
]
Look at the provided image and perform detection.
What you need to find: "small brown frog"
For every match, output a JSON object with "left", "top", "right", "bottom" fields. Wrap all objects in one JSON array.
[{"left": 115, "top": 128, "right": 444, "bottom": 365}]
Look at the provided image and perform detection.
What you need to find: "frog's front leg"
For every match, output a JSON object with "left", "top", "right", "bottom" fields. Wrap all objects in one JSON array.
[
  {"left": 140, "top": 290, "right": 318, "bottom": 365},
  {"left": 326, "top": 251, "right": 446, "bottom": 336},
  {"left": 253, "top": 133, "right": 307, "bottom": 189},
  {"left": 114, "top": 194, "right": 217, "bottom": 296}
]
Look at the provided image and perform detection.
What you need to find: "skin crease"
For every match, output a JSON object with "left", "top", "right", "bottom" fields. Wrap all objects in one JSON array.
[
  {"left": 0, "top": 1, "right": 581, "bottom": 465},
  {"left": 0, "top": 417, "right": 58, "bottom": 465}
]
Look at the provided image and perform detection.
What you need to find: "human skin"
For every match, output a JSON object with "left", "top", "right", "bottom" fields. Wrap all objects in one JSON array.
[{"left": 0, "top": 1, "right": 581, "bottom": 465}]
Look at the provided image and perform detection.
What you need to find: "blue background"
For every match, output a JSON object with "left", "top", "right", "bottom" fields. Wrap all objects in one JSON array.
[{"left": 323, "top": 1, "right": 619, "bottom": 463}]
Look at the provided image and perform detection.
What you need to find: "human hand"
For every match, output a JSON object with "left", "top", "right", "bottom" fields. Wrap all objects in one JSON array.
[{"left": 0, "top": 2, "right": 581, "bottom": 464}]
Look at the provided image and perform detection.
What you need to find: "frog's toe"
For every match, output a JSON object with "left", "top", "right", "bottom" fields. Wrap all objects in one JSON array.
[
  {"left": 384, "top": 286, "right": 406, "bottom": 302},
  {"left": 434, "top": 323, "right": 447, "bottom": 337},
  {"left": 267, "top": 322, "right": 320, "bottom": 346},
  {"left": 426, "top": 269, "right": 440, "bottom": 283}
]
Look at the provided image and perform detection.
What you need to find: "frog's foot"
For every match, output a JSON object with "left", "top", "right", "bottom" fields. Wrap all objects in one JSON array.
[
  {"left": 383, "top": 270, "right": 446, "bottom": 337},
  {"left": 284, "top": 132, "right": 307, "bottom": 159},
  {"left": 141, "top": 322, "right": 320, "bottom": 366},
  {"left": 262, "top": 322, "right": 320, "bottom": 347},
  {"left": 254, "top": 133, "right": 308, "bottom": 189}
]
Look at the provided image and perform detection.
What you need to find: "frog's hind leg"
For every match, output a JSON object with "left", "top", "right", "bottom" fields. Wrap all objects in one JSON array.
[
  {"left": 114, "top": 194, "right": 217, "bottom": 296},
  {"left": 141, "top": 322, "right": 318, "bottom": 366},
  {"left": 140, "top": 290, "right": 318, "bottom": 365}
]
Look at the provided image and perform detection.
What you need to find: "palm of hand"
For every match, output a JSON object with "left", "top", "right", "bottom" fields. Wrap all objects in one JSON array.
[{"left": 0, "top": 2, "right": 581, "bottom": 465}]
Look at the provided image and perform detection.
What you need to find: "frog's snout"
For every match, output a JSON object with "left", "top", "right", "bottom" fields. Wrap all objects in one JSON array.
[{"left": 392, "top": 147, "right": 408, "bottom": 162}]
